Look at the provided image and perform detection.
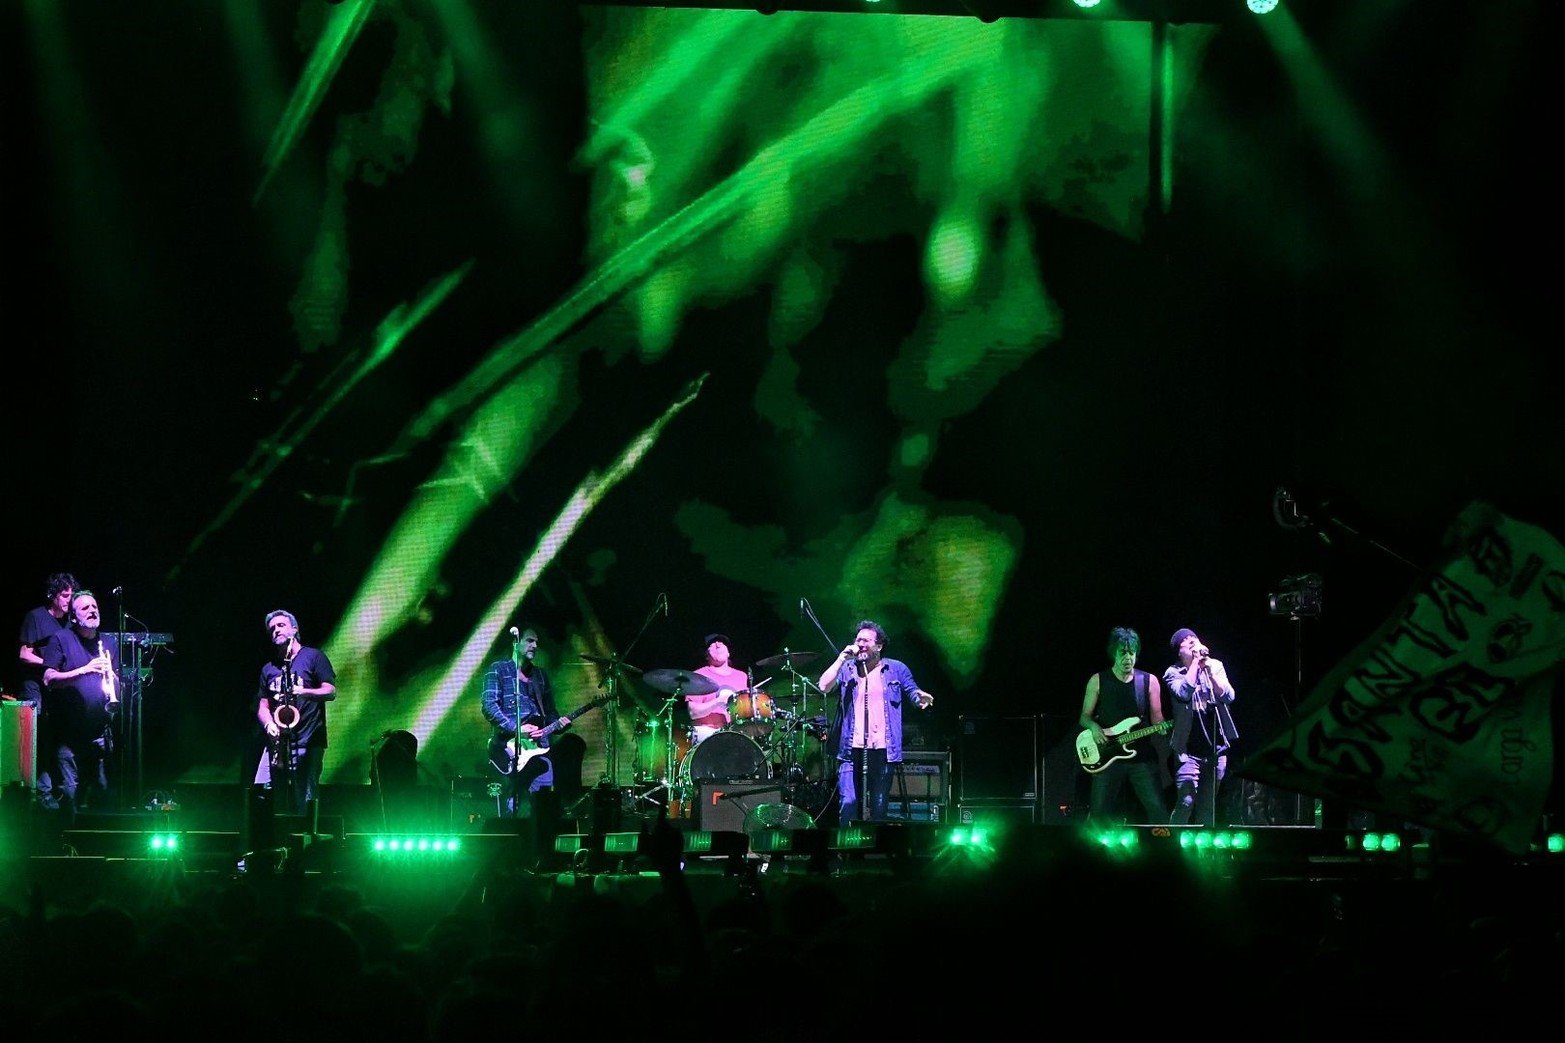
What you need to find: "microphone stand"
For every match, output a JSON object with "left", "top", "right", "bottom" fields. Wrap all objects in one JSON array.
[{"left": 799, "top": 598, "right": 852, "bottom": 823}]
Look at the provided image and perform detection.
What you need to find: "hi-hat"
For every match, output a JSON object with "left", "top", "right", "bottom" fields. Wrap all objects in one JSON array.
[
  {"left": 641, "top": 668, "right": 719, "bottom": 695},
  {"left": 754, "top": 650, "right": 821, "bottom": 669},
  {"left": 579, "top": 653, "right": 643, "bottom": 675}
]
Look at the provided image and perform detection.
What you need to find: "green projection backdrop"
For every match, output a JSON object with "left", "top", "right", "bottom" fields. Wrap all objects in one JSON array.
[{"left": 7, "top": 2, "right": 1550, "bottom": 801}]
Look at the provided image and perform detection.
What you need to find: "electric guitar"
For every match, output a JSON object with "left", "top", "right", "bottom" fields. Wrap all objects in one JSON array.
[
  {"left": 1076, "top": 717, "right": 1172, "bottom": 774},
  {"left": 488, "top": 694, "right": 612, "bottom": 775}
]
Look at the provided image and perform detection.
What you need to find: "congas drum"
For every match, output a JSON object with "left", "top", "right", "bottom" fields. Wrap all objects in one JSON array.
[
  {"left": 728, "top": 688, "right": 776, "bottom": 740},
  {"left": 680, "top": 731, "right": 768, "bottom": 784}
]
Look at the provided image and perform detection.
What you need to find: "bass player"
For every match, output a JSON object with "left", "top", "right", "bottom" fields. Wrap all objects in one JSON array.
[{"left": 1077, "top": 626, "right": 1169, "bottom": 827}]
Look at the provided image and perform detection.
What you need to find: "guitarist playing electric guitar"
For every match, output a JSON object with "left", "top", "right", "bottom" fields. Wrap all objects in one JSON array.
[
  {"left": 1077, "top": 626, "right": 1171, "bottom": 827},
  {"left": 480, "top": 626, "right": 585, "bottom": 820}
]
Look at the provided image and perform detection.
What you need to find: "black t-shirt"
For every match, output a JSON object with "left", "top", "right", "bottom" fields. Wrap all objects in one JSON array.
[
  {"left": 258, "top": 646, "right": 335, "bottom": 748},
  {"left": 18, "top": 606, "right": 66, "bottom": 704},
  {"left": 38, "top": 627, "right": 118, "bottom": 745}
]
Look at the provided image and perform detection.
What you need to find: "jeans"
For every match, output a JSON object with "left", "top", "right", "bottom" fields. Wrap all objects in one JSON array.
[{"left": 838, "top": 748, "right": 893, "bottom": 823}]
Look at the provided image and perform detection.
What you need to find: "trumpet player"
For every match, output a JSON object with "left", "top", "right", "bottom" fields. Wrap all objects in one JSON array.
[
  {"left": 255, "top": 609, "right": 336, "bottom": 816},
  {"left": 38, "top": 590, "right": 119, "bottom": 820}
]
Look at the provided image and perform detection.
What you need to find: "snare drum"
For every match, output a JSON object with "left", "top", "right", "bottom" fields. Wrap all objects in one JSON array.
[{"left": 729, "top": 688, "right": 776, "bottom": 739}]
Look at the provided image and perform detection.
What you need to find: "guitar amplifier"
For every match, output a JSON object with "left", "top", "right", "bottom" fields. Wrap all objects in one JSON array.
[
  {"left": 896, "top": 751, "right": 950, "bottom": 804},
  {"left": 886, "top": 800, "right": 943, "bottom": 823}
]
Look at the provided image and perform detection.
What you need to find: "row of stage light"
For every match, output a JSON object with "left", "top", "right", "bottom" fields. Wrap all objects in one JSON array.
[{"left": 32, "top": 823, "right": 1565, "bottom": 875}]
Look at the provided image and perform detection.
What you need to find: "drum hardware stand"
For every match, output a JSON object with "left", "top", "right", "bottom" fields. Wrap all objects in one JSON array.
[{"left": 578, "top": 591, "right": 663, "bottom": 791}]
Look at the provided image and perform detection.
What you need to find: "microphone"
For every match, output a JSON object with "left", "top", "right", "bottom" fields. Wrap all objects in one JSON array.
[
  {"left": 111, "top": 586, "right": 123, "bottom": 597},
  {"left": 508, "top": 626, "right": 520, "bottom": 641}
]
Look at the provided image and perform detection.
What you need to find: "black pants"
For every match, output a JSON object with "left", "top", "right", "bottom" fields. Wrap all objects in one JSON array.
[{"left": 1087, "top": 761, "right": 1167, "bottom": 827}]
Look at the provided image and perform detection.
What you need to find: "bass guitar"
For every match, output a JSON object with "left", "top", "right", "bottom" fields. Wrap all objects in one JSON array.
[
  {"left": 488, "top": 694, "right": 612, "bottom": 775},
  {"left": 1076, "top": 717, "right": 1172, "bottom": 774}
]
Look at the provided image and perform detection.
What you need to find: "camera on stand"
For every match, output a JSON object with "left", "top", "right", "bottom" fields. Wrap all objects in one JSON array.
[{"left": 1268, "top": 573, "right": 1323, "bottom": 617}]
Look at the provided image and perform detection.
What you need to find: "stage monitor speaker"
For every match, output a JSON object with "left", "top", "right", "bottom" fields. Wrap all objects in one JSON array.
[
  {"left": 1, "top": 702, "right": 38, "bottom": 789},
  {"left": 957, "top": 715, "right": 1037, "bottom": 803},
  {"left": 696, "top": 780, "right": 782, "bottom": 833}
]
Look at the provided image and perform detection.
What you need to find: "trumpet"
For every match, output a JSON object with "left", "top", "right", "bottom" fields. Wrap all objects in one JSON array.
[{"left": 97, "top": 639, "right": 119, "bottom": 707}]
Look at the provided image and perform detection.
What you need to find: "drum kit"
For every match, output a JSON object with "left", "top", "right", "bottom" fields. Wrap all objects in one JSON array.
[{"left": 626, "top": 649, "right": 833, "bottom": 818}]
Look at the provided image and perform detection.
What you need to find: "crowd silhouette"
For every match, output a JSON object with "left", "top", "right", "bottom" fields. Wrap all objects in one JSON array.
[{"left": 3, "top": 814, "right": 1562, "bottom": 1039}]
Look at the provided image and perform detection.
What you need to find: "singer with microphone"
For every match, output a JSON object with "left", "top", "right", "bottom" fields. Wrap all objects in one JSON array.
[
  {"left": 815, "top": 620, "right": 935, "bottom": 824},
  {"left": 1164, "top": 628, "right": 1238, "bottom": 827}
]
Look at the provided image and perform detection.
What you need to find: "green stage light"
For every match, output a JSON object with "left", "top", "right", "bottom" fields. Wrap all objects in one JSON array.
[
  {"left": 371, "top": 835, "right": 463, "bottom": 855},
  {"left": 946, "top": 827, "right": 990, "bottom": 847},
  {"left": 1547, "top": 834, "right": 1564, "bottom": 854},
  {"left": 1350, "top": 831, "right": 1403, "bottom": 853},
  {"left": 148, "top": 833, "right": 180, "bottom": 853},
  {"left": 1072, "top": 0, "right": 1103, "bottom": 8},
  {"left": 832, "top": 826, "right": 880, "bottom": 851},
  {"left": 604, "top": 832, "right": 642, "bottom": 855},
  {"left": 1247, "top": 0, "right": 1280, "bottom": 13},
  {"left": 1096, "top": 829, "right": 1139, "bottom": 849}
]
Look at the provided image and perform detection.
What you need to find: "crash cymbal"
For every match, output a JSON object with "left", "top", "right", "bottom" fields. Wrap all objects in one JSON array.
[
  {"left": 578, "top": 653, "right": 644, "bottom": 675},
  {"left": 754, "top": 650, "right": 821, "bottom": 669},
  {"left": 641, "top": 668, "right": 719, "bottom": 696}
]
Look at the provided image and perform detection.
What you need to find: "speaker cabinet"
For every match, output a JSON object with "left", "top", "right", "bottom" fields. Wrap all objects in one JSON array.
[
  {"left": 696, "top": 781, "right": 782, "bottom": 832},
  {"left": 1, "top": 702, "right": 38, "bottom": 789},
  {"left": 957, "top": 801, "right": 1037, "bottom": 827},
  {"left": 957, "top": 715, "right": 1037, "bottom": 803},
  {"left": 1040, "top": 715, "right": 1089, "bottom": 824}
]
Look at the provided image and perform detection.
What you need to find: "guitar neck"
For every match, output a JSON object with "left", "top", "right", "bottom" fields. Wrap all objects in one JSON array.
[{"left": 534, "top": 697, "right": 608, "bottom": 739}]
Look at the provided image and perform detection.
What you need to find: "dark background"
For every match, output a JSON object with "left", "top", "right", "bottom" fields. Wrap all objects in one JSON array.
[{"left": 3, "top": 1, "right": 1556, "bottom": 800}]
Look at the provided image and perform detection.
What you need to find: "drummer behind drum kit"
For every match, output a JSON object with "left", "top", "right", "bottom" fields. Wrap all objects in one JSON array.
[{"left": 628, "top": 650, "right": 831, "bottom": 821}]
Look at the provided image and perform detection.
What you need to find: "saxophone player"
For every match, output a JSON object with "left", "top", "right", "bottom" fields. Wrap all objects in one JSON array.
[
  {"left": 255, "top": 609, "right": 336, "bottom": 816},
  {"left": 38, "top": 590, "right": 119, "bottom": 820}
]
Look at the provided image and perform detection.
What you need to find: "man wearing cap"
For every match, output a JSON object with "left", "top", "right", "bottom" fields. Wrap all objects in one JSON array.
[
  {"left": 1164, "top": 627, "right": 1238, "bottom": 826},
  {"left": 690, "top": 633, "right": 744, "bottom": 747}
]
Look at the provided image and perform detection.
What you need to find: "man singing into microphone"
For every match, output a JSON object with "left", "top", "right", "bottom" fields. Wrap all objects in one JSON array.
[
  {"left": 1164, "top": 628, "right": 1238, "bottom": 827},
  {"left": 816, "top": 620, "right": 934, "bottom": 823}
]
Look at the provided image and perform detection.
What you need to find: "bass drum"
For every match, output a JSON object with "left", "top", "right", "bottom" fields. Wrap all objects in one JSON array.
[{"left": 681, "top": 730, "right": 768, "bottom": 784}]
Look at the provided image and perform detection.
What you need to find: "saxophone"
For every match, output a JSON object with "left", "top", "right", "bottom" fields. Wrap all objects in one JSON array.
[{"left": 273, "top": 657, "right": 301, "bottom": 731}]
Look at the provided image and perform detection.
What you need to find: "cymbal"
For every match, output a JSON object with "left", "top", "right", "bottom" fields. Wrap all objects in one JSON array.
[
  {"left": 641, "top": 668, "right": 719, "bottom": 696},
  {"left": 754, "top": 650, "right": 821, "bottom": 669},
  {"left": 578, "top": 653, "right": 643, "bottom": 675}
]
